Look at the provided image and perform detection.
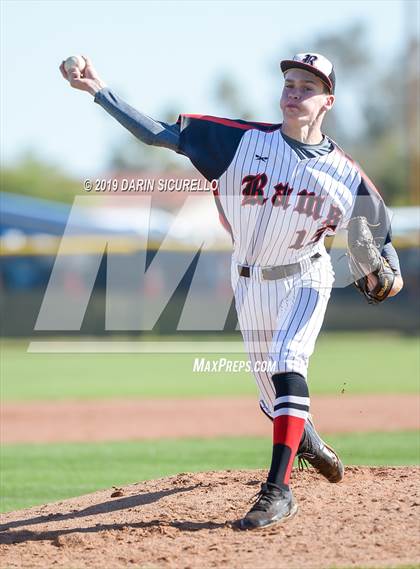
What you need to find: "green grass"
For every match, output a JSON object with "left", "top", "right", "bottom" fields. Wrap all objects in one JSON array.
[
  {"left": 1, "top": 430, "right": 418, "bottom": 513},
  {"left": 1, "top": 332, "right": 419, "bottom": 401}
]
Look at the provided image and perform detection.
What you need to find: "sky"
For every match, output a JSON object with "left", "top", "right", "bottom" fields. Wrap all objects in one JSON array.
[{"left": 1, "top": 0, "right": 413, "bottom": 177}]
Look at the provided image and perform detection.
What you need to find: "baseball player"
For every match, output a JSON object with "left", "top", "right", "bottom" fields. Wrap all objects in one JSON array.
[{"left": 60, "top": 53, "right": 403, "bottom": 530}]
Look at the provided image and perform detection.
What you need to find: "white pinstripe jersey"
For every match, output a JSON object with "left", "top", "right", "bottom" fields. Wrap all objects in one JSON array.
[{"left": 177, "top": 115, "right": 390, "bottom": 267}]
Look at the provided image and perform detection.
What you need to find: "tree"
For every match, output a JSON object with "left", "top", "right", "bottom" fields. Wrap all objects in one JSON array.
[{"left": 1, "top": 151, "right": 81, "bottom": 203}]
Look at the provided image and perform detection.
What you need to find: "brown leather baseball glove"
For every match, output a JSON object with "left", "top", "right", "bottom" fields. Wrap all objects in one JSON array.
[{"left": 347, "top": 216, "right": 395, "bottom": 304}]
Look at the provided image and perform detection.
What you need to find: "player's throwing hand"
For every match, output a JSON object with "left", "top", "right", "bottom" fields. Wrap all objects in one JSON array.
[{"left": 59, "top": 56, "right": 106, "bottom": 96}]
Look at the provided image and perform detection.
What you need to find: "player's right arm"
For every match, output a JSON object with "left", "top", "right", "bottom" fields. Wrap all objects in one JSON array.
[{"left": 59, "top": 56, "right": 180, "bottom": 152}]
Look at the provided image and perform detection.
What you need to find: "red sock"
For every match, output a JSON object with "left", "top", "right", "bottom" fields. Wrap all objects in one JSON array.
[{"left": 267, "top": 372, "right": 309, "bottom": 488}]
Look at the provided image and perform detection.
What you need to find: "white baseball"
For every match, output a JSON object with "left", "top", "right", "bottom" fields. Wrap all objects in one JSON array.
[{"left": 64, "top": 55, "right": 86, "bottom": 74}]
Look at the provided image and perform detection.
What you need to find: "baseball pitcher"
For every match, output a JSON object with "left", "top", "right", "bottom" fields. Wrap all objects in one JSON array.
[{"left": 60, "top": 52, "right": 403, "bottom": 530}]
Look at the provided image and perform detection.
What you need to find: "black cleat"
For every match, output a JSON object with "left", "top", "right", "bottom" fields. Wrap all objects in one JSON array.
[
  {"left": 297, "top": 417, "right": 344, "bottom": 483},
  {"left": 239, "top": 482, "right": 298, "bottom": 530}
]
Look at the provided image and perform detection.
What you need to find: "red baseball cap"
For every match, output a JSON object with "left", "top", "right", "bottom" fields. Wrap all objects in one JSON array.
[{"left": 280, "top": 53, "right": 336, "bottom": 94}]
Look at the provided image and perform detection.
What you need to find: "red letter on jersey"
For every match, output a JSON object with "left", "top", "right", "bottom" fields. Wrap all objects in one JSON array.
[
  {"left": 309, "top": 205, "right": 343, "bottom": 243},
  {"left": 271, "top": 182, "right": 293, "bottom": 209},
  {"left": 241, "top": 173, "right": 268, "bottom": 206},
  {"left": 293, "top": 190, "right": 325, "bottom": 220}
]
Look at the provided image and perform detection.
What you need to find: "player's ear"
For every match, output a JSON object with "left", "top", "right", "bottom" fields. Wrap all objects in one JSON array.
[{"left": 323, "top": 94, "right": 335, "bottom": 111}]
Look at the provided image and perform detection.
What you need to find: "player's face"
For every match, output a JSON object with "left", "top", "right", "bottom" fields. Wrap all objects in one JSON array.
[{"left": 280, "top": 68, "right": 334, "bottom": 124}]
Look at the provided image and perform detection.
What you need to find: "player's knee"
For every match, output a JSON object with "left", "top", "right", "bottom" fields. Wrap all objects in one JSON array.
[
  {"left": 259, "top": 399, "right": 274, "bottom": 422},
  {"left": 271, "top": 371, "right": 308, "bottom": 398}
]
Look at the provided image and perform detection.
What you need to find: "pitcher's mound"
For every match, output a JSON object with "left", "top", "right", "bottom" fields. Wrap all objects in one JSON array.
[{"left": 1, "top": 467, "right": 419, "bottom": 569}]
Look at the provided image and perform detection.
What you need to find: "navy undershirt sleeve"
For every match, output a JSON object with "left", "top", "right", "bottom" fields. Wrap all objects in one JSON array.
[
  {"left": 94, "top": 87, "right": 180, "bottom": 151},
  {"left": 381, "top": 242, "right": 401, "bottom": 275},
  {"left": 351, "top": 179, "right": 401, "bottom": 275}
]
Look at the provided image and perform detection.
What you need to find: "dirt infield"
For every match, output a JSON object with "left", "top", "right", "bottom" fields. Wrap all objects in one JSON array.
[
  {"left": 1, "top": 467, "right": 419, "bottom": 569},
  {"left": 3, "top": 394, "right": 419, "bottom": 444}
]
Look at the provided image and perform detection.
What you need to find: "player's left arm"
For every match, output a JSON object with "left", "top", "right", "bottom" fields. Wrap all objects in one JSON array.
[
  {"left": 351, "top": 176, "right": 403, "bottom": 298},
  {"left": 378, "top": 243, "right": 403, "bottom": 296}
]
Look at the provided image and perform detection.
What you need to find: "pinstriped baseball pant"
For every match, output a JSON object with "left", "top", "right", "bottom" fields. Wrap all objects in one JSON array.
[{"left": 231, "top": 254, "right": 335, "bottom": 418}]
